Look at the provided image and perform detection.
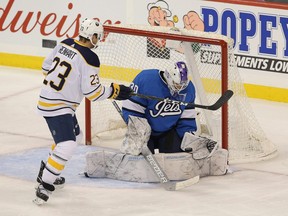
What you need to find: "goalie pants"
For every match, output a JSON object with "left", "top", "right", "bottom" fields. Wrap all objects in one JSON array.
[{"left": 148, "top": 128, "right": 183, "bottom": 154}]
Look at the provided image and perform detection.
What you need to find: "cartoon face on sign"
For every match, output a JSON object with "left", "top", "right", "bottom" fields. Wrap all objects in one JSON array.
[
  {"left": 147, "top": 0, "right": 204, "bottom": 31},
  {"left": 146, "top": 0, "right": 205, "bottom": 59},
  {"left": 146, "top": 1, "right": 174, "bottom": 59},
  {"left": 147, "top": 1, "right": 174, "bottom": 27}
]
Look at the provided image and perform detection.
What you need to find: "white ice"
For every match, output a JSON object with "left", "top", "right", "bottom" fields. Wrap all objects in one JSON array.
[{"left": 0, "top": 66, "right": 288, "bottom": 216}]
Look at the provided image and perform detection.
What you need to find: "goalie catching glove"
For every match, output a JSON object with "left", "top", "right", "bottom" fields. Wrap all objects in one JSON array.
[
  {"left": 181, "top": 132, "right": 219, "bottom": 159},
  {"left": 109, "top": 83, "right": 133, "bottom": 100}
]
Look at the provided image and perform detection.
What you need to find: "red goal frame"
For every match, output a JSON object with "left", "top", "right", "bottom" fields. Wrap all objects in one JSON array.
[{"left": 85, "top": 24, "right": 229, "bottom": 149}]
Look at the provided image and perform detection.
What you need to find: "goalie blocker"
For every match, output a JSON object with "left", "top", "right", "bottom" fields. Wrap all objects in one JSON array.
[{"left": 84, "top": 116, "right": 228, "bottom": 182}]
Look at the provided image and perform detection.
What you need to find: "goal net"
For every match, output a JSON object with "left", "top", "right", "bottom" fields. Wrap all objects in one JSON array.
[{"left": 85, "top": 24, "right": 277, "bottom": 164}]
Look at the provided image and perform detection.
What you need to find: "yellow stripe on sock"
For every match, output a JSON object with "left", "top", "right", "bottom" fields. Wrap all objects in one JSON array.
[
  {"left": 47, "top": 157, "right": 65, "bottom": 171},
  {"left": 51, "top": 143, "right": 56, "bottom": 151}
]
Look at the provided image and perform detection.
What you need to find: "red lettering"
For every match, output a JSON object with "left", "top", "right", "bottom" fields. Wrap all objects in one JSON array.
[
  {"left": 103, "top": 20, "right": 121, "bottom": 25},
  {"left": 7, "top": 11, "right": 22, "bottom": 32},
  {"left": 0, "top": 0, "right": 14, "bottom": 31},
  {"left": 39, "top": 13, "right": 57, "bottom": 36},
  {"left": 55, "top": 14, "right": 81, "bottom": 38},
  {"left": 10, "top": 12, "right": 40, "bottom": 33},
  {"left": 0, "top": 0, "right": 121, "bottom": 39}
]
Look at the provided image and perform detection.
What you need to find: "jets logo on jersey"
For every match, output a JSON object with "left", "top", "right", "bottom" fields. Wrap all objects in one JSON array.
[{"left": 150, "top": 100, "right": 182, "bottom": 117}]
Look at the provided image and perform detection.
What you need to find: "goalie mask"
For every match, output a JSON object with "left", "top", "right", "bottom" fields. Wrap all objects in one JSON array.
[
  {"left": 164, "top": 61, "right": 189, "bottom": 96},
  {"left": 79, "top": 18, "right": 103, "bottom": 47}
]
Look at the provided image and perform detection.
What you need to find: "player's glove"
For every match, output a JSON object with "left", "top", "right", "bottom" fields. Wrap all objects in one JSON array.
[{"left": 109, "top": 83, "right": 133, "bottom": 100}]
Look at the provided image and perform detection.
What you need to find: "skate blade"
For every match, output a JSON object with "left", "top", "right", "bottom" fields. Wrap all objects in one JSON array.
[
  {"left": 35, "top": 182, "right": 64, "bottom": 190},
  {"left": 54, "top": 184, "right": 64, "bottom": 190},
  {"left": 34, "top": 183, "right": 40, "bottom": 190},
  {"left": 32, "top": 197, "right": 46, "bottom": 205}
]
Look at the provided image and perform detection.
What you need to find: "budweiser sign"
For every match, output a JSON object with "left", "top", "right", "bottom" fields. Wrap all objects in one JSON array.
[{"left": 0, "top": 0, "right": 121, "bottom": 38}]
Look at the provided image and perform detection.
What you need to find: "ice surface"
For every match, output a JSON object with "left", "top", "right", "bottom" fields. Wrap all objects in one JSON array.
[{"left": 0, "top": 66, "right": 288, "bottom": 216}]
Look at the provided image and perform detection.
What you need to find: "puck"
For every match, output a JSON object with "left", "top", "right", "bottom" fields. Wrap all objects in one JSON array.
[{"left": 184, "top": 147, "right": 193, "bottom": 152}]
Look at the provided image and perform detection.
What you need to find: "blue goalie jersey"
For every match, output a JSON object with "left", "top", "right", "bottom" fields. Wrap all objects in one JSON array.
[{"left": 122, "top": 69, "right": 197, "bottom": 138}]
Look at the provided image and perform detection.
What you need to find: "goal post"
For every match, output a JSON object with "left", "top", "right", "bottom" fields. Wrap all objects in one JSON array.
[{"left": 85, "top": 24, "right": 277, "bottom": 163}]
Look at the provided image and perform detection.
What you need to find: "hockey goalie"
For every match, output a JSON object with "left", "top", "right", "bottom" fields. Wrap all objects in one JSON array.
[{"left": 84, "top": 116, "right": 229, "bottom": 183}]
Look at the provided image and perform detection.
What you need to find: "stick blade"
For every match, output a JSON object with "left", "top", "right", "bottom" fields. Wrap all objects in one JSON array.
[
  {"left": 223, "top": 90, "right": 234, "bottom": 100},
  {"left": 164, "top": 175, "right": 200, "bottom": 191},
  {"left": 210, "top": 90, "right": 234, "bottom": 110}
]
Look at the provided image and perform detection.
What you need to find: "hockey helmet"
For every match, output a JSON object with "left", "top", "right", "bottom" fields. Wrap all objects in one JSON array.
[
  {"left": 79, "top": 18, "right": 103, "bottom": 47},
  {"left": 164, "top": 61, "right": 189, "bottom": 96}
]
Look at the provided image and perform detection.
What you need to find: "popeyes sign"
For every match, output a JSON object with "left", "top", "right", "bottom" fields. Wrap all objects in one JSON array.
[{"left": 0, "top": 0, "right": 121, "bottom": 38}]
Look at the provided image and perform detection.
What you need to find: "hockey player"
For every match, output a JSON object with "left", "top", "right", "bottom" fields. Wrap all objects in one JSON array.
[
  {"left": 33, "top": 18, "right": 132, "bottom": 205},
  {"left": 122, "top": 61, "right": 200, "bottom": 154},
  {"left": 83, "top": 62, "right": 228, "bottom": 182}
]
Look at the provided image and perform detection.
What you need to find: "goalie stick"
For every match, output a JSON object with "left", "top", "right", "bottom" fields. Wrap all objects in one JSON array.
[
  {"left": 141, "top": 145, "right": 200, "bottom": 191},
  {"left": 112, "top": 101, "right": 200, "bottom": 191},
  {"left": 130, "top": 89, "right": 234, "bottom": 111}
]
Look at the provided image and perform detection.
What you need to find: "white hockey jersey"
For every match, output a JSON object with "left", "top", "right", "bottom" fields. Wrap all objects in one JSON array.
[{"left": 37, "top": 38, "right": 112, "bottom": 117}]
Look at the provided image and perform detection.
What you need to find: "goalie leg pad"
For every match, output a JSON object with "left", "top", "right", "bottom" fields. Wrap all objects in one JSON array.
[
  {"left": 181, "top": 133, "right": 228, "bottom": 176},
  {"left": 85, "top": 150, "right": 158, "bottom": 182},
  {"left": 85, "top": 150, "right": 106, "bottom": 177},
  {"left": 195, "top": 149, "right": 229, "bottom": 177},
  {"left": 85, "top": 149, "right": 199, "bottom": 182},
  {"left": 120, "top": 116, "right": 151, "bottom": 156}
]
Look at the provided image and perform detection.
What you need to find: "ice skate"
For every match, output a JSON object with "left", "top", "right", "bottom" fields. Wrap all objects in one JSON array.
[
  {"left": 36, "top": 160, "right": 65, "bottom": 189},
  {"left": 33, "top": 182, "right": 55, "bottom": 205}
]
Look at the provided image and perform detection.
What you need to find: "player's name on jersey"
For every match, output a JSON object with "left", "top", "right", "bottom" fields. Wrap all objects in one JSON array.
[{"left": 58, "top": 46, "right": 77, "bottom": 59}]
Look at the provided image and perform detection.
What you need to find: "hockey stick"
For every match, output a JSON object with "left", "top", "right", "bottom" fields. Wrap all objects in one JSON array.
[
  {"left": 141, "top": 145, "right": 199, "bottom": 191},
  {"left": 131, "top": 89, "right": 234, "bottom": 111},
  {"left": 112, "top": 101, "right": 200, "bottom": 191}
]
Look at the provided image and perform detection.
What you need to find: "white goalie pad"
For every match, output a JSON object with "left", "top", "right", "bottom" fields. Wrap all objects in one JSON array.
[
  {"left": 120, "top": 116, "right": 151, "bottom": 156},
  {"left": 181, "top": 132, "right": 218, "bottom": 159},
  {"left": 84, "top": 148, "right": 228, "bottom": 183},
  {"left": 85, "top": 150, "right": 198, "bottom": 182},
  {"left": 200, "top": 148, "right": 229, "bottom": 176},
  {"left": 181, "top": 132, "right": 228, "bottom": 176}
]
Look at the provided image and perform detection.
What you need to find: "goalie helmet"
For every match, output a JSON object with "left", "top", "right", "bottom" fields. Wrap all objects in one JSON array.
[
  {"left": 79, "top": 18, "right": 103, "bottom": 47},
  {"left": 164, "top": 61, "right": 189, "bottom": 96}
]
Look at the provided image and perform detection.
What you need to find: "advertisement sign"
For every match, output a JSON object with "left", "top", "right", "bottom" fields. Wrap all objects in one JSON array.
[
  {"left": 0, "top": 0, "right": 287, "bottom": 90},
  {"left": 0, "top": 0, "right": 123, "bottom": 56}
]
